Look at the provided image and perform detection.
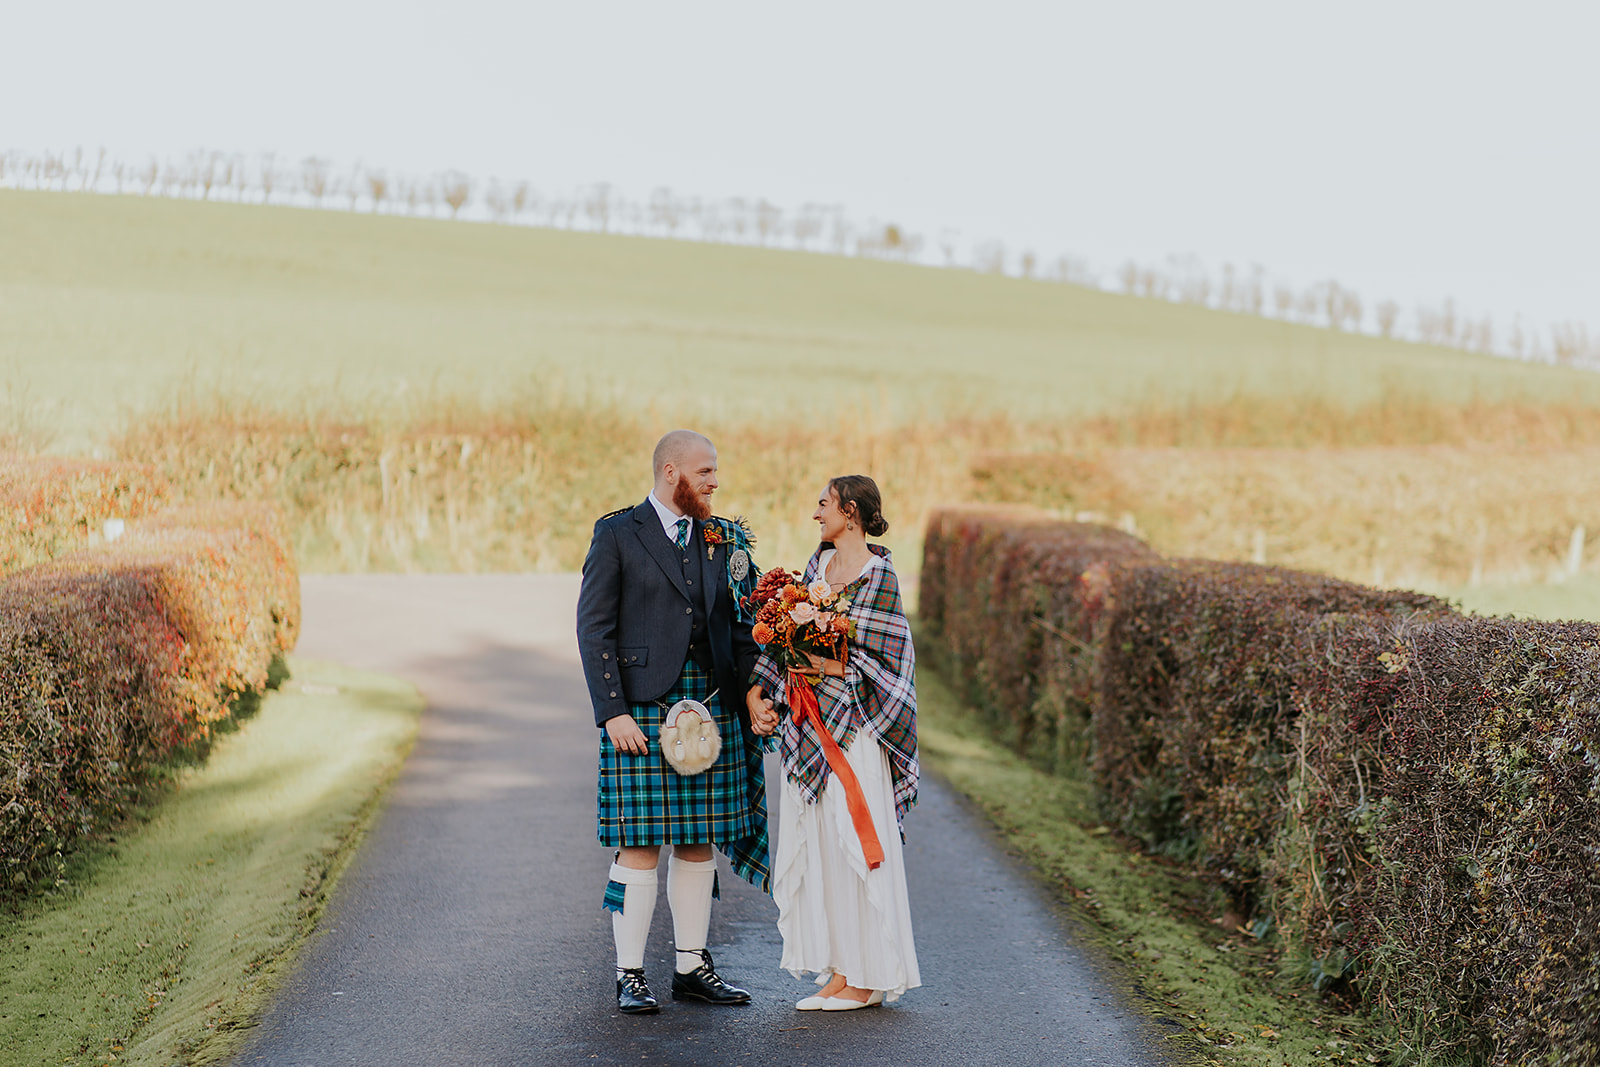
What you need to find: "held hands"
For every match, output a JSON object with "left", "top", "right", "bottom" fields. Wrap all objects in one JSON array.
[{"left": 746, "top": 685, "right": 779, "bottom": 736}]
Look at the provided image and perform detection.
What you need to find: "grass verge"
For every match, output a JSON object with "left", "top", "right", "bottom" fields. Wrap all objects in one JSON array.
[
  {"left": 1432, "top": 573, "right": 1600, "bottom": 623},
  {"left": 917, "top": 665, "right": 1387, "bottom": 1066},
  {"left": 0, "top": 658, "right": 424, "bottom": 1067}
]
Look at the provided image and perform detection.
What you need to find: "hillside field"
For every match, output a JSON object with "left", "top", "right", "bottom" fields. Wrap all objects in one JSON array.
[
  {"left": 7, "top": 188, "right": 1600, "bottom": 455},
  {"left": 5, "top": 189, "right": 1599, "bottom": 621}
]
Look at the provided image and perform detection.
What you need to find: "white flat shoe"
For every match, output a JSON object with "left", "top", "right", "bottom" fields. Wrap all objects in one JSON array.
[
  {"left": 821, "top": 990, "right": 884, "bottom": 1011},
  {"left": 795, "top": 995, "right": 831, "bottom": 1010}
]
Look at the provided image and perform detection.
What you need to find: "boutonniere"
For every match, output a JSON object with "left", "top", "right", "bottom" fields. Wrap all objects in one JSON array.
[{"left": 703, "top": 524, "right": 724, "bottom": 560}]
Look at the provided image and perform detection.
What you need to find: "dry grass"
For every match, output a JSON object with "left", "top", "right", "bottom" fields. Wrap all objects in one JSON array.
[
  {"left": 110, "top": 389, "right": 1600, "bottom": 596},
  {"left": 973, "top": 445, "right": 1600, "bottom": 590},
  {"left": 1060, "top": 392, "right": 1600, "bottom": 449},
  {"left": 109, "top": 391, "right": 1020, "bottom": 581}
]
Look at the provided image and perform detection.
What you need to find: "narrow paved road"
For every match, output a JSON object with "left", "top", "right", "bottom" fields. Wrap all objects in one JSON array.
[{"left": 237, "top": 576, "right": 1169, "bottom": 1067}]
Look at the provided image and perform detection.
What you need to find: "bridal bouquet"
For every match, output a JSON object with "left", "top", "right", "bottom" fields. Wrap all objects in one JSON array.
[
  {"left": 744, "top": 566, "right": 883, "bottom": 870},
  {"left": 743, "top": 567, "right": 855, "bottom": 670}
]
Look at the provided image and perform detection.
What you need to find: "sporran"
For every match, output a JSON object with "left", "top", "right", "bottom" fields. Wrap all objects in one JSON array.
[{"left": 658, "top": 691, "right": 722, "bottom": 775}]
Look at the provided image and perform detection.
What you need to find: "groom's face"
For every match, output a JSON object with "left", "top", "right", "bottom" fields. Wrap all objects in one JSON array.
[{"left": 669, "top": 442, "right": 718, "bottom": 521}]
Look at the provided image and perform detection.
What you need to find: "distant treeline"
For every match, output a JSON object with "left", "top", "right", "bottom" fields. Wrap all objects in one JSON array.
[{"left": 5, "top": 146, "right": 1595, "bottom": 370}]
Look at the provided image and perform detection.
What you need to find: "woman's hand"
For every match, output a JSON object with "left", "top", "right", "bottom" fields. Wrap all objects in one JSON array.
[{"left": 805, "top": 653, "right": 846, "bottom": 678}]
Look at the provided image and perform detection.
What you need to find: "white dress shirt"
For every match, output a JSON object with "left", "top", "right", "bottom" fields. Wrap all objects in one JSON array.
[{"left": 647, "top": 490, "right": 691, "bottom": 545}]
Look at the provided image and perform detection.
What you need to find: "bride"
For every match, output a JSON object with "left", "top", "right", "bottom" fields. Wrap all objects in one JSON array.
[{"left": 749, "top": 474, "right": 921, "bottom": 1010}]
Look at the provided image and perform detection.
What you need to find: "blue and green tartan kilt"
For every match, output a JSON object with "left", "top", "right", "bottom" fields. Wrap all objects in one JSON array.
[{"left": 597, "top": 658, "right": 764, "bottom": 852}]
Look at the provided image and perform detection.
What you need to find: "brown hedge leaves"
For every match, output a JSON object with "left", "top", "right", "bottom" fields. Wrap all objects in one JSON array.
[
  {"left": 922, "top": 506, "right": 1600, "bottom": 1064},
  {"left": 0, "top": 502, "right": 299, "bottom": 896}
]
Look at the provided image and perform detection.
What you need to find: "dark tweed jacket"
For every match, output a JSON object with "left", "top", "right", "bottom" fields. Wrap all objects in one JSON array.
[{"left": 576, "top": 500, "right": 760, "bottom": 727}]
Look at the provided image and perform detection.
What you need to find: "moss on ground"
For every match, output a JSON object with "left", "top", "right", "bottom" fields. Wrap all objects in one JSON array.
[
  {"left": 0, "top": 658, "right": 423, "bottom": 1067},
  {"left": 918, "top": 667, "right": 1389, "bottom": 1067}
]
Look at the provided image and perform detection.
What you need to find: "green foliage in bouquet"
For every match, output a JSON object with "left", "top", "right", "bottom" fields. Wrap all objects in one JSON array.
[{"left": 744, "top": 566, "right": 856, "bottom": 671}]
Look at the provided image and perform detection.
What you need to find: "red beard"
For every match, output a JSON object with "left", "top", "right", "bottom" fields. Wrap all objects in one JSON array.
[{"left": 673, "top": 477, "right": 713, "bottom": 522}]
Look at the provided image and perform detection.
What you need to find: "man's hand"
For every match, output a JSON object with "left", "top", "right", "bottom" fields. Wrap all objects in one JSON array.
[
  {"left": 746, "top": 685, "right": 779, "bottom": 736},
  {"left": 605, "top": 713, "right": 649, "bottom": 755}
]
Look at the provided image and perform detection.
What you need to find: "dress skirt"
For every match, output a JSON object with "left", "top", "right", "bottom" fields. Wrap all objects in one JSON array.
[{"left": 773, "top": 730, "right": 921, "bottom": 1000}]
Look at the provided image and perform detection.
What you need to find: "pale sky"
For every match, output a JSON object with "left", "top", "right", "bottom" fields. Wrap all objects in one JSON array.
[{"left": 6, "top": 0, "right": 1597, "bottom": 335}]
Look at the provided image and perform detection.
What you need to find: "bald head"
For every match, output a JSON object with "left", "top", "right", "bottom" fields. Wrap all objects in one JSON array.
[
  {"left": 652, "top": 430, "right": 719, "bottom": 520},
  {"left": 652, "top": 430, "right": 715, "bottom": 481}
]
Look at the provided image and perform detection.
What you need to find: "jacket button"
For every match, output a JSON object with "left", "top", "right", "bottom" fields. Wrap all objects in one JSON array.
[
  {"left": 685, "top": 607, "right": 692, "bottom": 615},
  {"left": 686, "top": 579, "right": 693, "bottom": 585},
  {"left": 602, "top": 653, "right": 610, "bottom": 660},
  {"left": 604, "top": 672, "right": 611, "bottom": 679},
  {"left": 610, "top": 691, "right": 617, "bottom": 698}
]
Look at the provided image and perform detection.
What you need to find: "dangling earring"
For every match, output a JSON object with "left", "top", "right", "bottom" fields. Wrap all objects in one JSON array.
[{"left": 846, "top": 522, "right": 853, "bottom": 531}]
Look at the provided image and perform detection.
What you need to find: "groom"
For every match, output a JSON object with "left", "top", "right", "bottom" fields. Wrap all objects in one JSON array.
[{"left": 577, "top": 429, "right": 779, "bottom": 1014}]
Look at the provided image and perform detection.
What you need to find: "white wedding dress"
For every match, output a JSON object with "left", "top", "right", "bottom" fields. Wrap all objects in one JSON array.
[{"left": 772, "top": 550, "right": 921, "bottom": 999}]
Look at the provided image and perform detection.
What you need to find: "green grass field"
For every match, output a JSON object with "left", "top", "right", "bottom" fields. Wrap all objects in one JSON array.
[
  {"left": 7, "top": 188, "right": 1600, "bottom": 455},
  {"left": 0, "top": 660, "right": 423, "bottom": 1067}
]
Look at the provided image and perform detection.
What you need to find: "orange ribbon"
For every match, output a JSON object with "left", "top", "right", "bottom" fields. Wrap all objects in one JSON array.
[{"left": 787, "top": 671, "right": 884, "bottom": 870}]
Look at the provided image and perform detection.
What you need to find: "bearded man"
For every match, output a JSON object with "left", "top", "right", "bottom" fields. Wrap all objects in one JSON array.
[{"left": 577, "top": 430, "right": 780, "bottom": 1014}]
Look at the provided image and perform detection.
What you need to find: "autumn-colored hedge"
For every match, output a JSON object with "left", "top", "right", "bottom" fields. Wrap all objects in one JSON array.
[
  {"left": 1290, "top": 614, "right": 1600, "bottom": 1063},
  {"left": 920, "top": 506, "right": 1156, "bottom": 772},
  {"left": 922, "top": 506, "right": 1600, "bottom": 1063},
  {"left": 1092, "top": 558, "right": 1445, "bottom": 886},
  {"left": 0, "top": 454, "right": 171, "bottom": 574},
  {"left": 0, "top": 502, "right": 298, "bottom": 894}
]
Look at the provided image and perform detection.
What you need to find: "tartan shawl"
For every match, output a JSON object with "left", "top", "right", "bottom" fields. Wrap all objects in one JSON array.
[{"left": 751, "top": 544, "right": 919, "bottom": 824}]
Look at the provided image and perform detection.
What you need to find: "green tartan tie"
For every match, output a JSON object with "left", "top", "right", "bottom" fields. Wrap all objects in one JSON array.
[{"left": 674, "top": 518, "right": 690, "bottom": 549}]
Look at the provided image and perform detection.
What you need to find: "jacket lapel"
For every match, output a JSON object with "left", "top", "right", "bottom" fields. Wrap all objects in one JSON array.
[{"left": 632, "top": 501, "right": 692, "bottom": 603}]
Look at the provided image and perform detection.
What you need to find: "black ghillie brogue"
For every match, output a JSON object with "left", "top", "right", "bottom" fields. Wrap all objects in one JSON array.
[
  {"left": 670, "top": 949, "right": 751, "bottom": 1005},
  {"left": 616, "top": 967, "right": 660, "bottom": 1014}
]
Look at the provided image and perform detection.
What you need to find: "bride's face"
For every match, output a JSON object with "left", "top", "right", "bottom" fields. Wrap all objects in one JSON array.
[{"left": 813, "top": 485, "right": 850, "bottom": 542}]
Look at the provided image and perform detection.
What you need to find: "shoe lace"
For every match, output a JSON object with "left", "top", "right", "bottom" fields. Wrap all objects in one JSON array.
[{"left": 677, "top": 948, "right": 727, "bottom": 983}]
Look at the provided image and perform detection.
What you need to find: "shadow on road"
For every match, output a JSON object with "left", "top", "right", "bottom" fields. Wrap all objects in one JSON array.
[{"left": 236, "top": 576, "right": 1169, "bottom": 1066}]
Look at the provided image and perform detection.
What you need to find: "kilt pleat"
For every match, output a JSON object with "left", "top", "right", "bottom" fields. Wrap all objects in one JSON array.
[{"left": 598, "top": 658, "right": 771, "bottom": 890}]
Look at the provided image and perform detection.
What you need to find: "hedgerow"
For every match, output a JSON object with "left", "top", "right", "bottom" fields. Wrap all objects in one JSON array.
[
  {"left": 0, "top": 502, "right": 298, "bottom": 895},
  {"left": 921, "top": 505, "right": 1600, "bottom": 1064},
  {"left": 0, "top": 454, "right": 171, "bottom": 573},
  {"left": 920, "top": 506, "right": 1155, "bottom": 773}
]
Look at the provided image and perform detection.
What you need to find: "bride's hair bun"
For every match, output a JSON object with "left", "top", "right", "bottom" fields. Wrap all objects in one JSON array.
[{"left": 829, "top": 475, "right": 889, "bottom": 538}]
